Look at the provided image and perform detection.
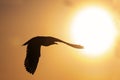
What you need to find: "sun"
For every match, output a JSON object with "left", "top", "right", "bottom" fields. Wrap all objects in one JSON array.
[{"left": 71, "top": 6, "right": 117, "bottom": 58}]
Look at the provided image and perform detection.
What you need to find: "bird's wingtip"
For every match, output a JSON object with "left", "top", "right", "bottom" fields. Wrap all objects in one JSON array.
[
  {"left": 29, "top": 71, "right": 34, "bottom": 75},
  {"left": 24, "top": 66, "right": 35, "bottom": 75},
  {"left": 26, "top": 70, "right": 35, "bottom": 75}
]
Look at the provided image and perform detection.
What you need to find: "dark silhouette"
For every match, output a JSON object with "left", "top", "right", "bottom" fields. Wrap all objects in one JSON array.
[{"left": 23, "top": 36, "right": 84, "bottom": 74}]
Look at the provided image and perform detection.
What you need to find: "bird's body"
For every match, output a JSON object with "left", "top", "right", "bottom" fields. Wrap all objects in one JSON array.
[{"left": 23, "top": 36, "right": 83, "bottom": 74}]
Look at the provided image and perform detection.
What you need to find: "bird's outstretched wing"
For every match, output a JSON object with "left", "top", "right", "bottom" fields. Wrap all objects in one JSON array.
[{"left": 24, "top": 43, "right": 41, "bottom": 74}]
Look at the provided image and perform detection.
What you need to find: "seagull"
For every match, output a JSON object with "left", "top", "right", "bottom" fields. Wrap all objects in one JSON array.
[{"left": 23, "top": 36, "right": 83, "bottom": 74}]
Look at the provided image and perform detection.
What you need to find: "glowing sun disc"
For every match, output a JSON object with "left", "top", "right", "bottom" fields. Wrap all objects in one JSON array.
[{"left": 71, "top": 6, "right": 117, "bottom": 57}]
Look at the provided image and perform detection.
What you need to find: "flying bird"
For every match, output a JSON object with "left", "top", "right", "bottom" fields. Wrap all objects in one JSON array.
[{"left": 23, "top": 36, "right": 84, "bottom": 74}]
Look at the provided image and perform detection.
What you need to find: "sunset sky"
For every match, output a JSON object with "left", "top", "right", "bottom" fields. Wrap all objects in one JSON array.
[{"left": 0, "top": 0, "right": 120, "bottom": 80}]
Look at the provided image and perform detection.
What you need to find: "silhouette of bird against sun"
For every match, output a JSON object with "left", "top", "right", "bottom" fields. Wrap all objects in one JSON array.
[{"left": 23, "top": 36, "right": 84, "bottom": 74}]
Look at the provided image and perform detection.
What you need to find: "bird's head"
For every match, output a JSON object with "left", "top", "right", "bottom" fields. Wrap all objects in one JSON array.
[
  {"left": 53, "top": 42, "right": 58, "bottom": 45},
  {"left": 41, "top": 41, "right": 58, "bottom": 46}
]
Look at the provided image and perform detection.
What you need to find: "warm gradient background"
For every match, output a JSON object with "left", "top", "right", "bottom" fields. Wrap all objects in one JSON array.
[{"left": 0, "top": 0, "right": 120, "bottom": 80}]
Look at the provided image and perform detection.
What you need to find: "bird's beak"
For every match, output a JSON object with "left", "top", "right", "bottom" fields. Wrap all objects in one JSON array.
[{"left": 54, "top": 42, "right": 58, "bottom": 45}]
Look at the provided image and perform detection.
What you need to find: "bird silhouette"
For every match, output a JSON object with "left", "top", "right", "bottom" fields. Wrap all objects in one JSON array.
[{"left": 23, "top": 36, "right": 84, "bottom": 74}]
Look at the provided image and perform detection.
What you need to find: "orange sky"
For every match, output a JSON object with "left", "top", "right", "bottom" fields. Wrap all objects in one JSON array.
[{"left": 0, "top": 0, "right": 120, "bottom": 80}]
